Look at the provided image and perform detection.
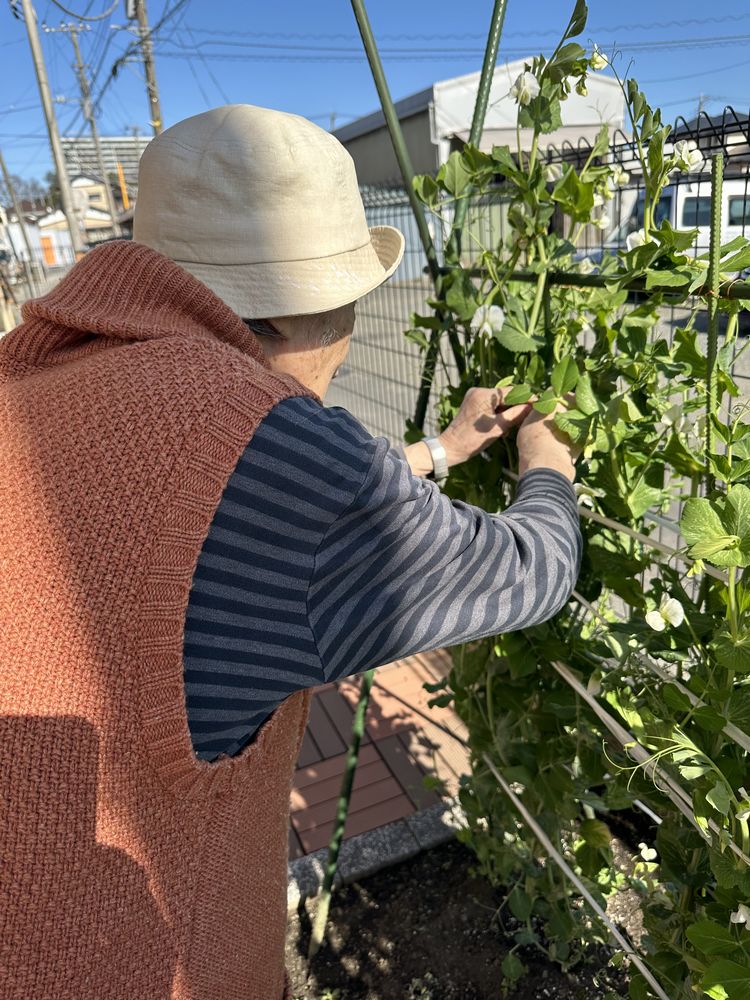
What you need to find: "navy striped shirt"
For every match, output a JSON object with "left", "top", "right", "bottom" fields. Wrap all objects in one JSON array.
[{"left": 184, "top": 396, "right": 582, "bottom": 761}]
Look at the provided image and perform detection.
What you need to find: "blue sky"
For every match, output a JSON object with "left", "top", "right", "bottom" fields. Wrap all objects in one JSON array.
[{"left": 2, "top": 0, "right": 750, "bottom": 179}]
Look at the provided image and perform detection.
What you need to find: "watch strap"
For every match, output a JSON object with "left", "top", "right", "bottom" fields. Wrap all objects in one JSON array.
[{"left": 423, "top": 436, "right": 449, "bottom": 485}]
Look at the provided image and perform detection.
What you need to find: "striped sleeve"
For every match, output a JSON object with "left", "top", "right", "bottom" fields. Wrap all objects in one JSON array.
[
  {"left": 183, "top": 395, "right": 582, "bottom": 761},
  {"left": 307, "top": 435, "right": 582, "bottom": 682}
]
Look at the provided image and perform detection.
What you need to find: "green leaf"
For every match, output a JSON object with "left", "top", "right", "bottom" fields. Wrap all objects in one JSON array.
[
  {"left": 686, "top": 921, "right": 743, "bottom": 958},
  {"left": 551, "top": 357, "right": 579, "bottom": 396},
  {"left": 533, "top": 388, "right": 559, "bottom": 415},
  {"left": 662, "top": 683, "right": 692, "bottom": 712},
  {"left": 413, "top": 173, "right": 439, "bottom": 208},
  {"left": 444, "top": 270, "right": 479, "bottom": 322},
  {"left": 551, "top": 165, "right": 595, "bottom": 221},
  {"left": 494, "top": 324, "right": 543, "bottom": 354},
  {"left": 574, "top": 373, "right": 599, "bottom": 415},
  {"left": 725, "top": 484, "right": 750, "bottom": 539},
  {"left": 681, "top": 498, "right": 729, "bottom": 555},
  {"left": 720, "top": 245, "right": 750, "bottom": 273},
  {"left": 501, "top": 952, "right": 528, "bottom": 982},
  {"left": 705, "top": 781, "right": 731, "bottom": 816},
  {"left": 627, "top": 480, "right": 662, "bottom": 519},
  {"left": 504, "top": 384, "right": 533, "bottom": 405},
  {"left": 644, "top": 268, "right": 692, "bottom": 289},
  {"left": 564, "top": 0, "right": 588, "bottom": 40},
  {"left": 508, "top": 886, "right": 533, "bottom": 921},
  {"left": 693, "top": 706, "right": 726, "bottom": 733},
  {"left": 711, "top": 629, "right": 750, "bottom": 674},
  {"left": 439, "top": 150, "right": 472, "bottom": 197},
  {"left": 580, "top": 818, "right": 611, "bottom": 849},
  {"left": 703, "top": 959, "right": 750, "bottom": 999}
]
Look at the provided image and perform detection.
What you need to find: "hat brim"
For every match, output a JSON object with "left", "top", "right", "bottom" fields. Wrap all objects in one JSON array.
[{"left": 172, "top": 225, "right": 405, "bottom": 319}]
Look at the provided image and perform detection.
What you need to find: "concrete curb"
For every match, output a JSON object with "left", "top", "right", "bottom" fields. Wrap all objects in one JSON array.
[{"left": 287, "top": 797, "right": 466, "bottom": 911}]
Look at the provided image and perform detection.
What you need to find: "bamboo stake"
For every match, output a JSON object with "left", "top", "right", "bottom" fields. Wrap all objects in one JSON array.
[
  {"left": 349, "top": 0, "right": 466, "bottom": 406},
  {"left": 445, "top": 0, "right": 509, "bottom": 263},
  {"left": 308, "top": 1, "right": 514, "bottom": 965},
  {"left": 483, "top": 755, "right": 672, "bottom": 1000},
  {"left": 705, "top": 153, "right": 724, "bottom": 475},
  {"left": 308, "top": 669, "right": 375, "bottom": 959}
]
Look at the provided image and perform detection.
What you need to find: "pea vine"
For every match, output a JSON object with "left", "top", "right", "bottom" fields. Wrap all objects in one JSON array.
[{"left": 408, "top": 2, "right": 750, "bottom": 997}]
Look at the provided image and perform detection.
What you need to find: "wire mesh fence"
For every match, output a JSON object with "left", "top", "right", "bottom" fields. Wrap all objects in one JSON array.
[{"left": 326, "top": 109, "right": 750, "bottom": 445}]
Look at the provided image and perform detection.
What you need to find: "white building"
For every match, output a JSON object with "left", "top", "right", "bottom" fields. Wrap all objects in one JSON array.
[{"left": 334, "top": 61, "right": 626, "bottom": 186}]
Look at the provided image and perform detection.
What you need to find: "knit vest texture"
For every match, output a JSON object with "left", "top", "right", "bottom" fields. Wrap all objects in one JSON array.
[{"left": 0, "top": 241, "right": 319, "bottom": 999}]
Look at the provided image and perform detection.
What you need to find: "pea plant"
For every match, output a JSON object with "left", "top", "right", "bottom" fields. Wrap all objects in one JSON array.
[{"left": 408, "top": 2, "right": 750, "bottom": 997}]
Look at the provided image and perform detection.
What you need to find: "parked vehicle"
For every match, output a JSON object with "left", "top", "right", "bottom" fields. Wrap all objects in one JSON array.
[{"left": 588, "top": 176, "right": 750, "bottom": 260}]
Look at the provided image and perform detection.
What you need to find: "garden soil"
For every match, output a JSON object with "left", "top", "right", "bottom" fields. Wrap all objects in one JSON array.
[{"left": 286, "top": 838, "right": 628, "bottom": 1000}]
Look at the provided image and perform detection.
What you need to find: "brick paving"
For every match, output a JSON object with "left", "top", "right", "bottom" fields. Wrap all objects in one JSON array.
[{"left": 289, "top": 649, "right": 470, "bottom": 858}]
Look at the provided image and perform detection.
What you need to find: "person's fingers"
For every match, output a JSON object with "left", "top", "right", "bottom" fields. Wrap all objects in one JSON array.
[{"left": 495, "top": 403, "right": 531, "bottom": 434}]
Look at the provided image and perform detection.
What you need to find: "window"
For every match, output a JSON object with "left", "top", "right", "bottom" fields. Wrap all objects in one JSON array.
[
  {"left": 635, "top": 194, "right": 672, "bottom": 227},
  {"left": 729, "top": 196, "right": 750, "bottom": 228},
  {"left": 682, "top": 197, "right": 711, "bottom": 228}
]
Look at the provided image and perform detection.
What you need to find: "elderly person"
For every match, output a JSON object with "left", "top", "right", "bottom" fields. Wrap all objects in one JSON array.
[{"left": 0, "top": 105, "right": 580, "bottom": 1000}]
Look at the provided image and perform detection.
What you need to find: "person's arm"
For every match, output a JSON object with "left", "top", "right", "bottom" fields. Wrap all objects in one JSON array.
[{"left": 307, "top": 433, "right": 582, "bottom": 683}]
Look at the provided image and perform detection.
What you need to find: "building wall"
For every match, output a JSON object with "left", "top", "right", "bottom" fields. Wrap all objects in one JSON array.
[{"left": 341, "top": 111, "right": 437, "bottom": 186}]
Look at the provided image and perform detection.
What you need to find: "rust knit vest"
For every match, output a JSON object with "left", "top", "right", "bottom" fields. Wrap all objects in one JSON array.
[{"left": 0, "top": 241, "right": 320, "bottom": 999}]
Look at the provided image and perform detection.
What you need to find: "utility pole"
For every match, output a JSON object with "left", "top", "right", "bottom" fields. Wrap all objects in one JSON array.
[
  {"left": 0, "top": 149, "right": 45, "bottom": 294},
  {"left": 132, "top": 0, "right": 163, "bottom": 135},
  {"left": 19, "top": 0, "right": 85, "bottom": 256},
  {"left": 67, "top": 27, "right": 122, "bottom": 237}
]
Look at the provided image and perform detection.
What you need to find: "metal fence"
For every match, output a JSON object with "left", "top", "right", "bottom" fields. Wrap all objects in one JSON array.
[{"left": 326, "top": 109, "right": 750, "bottom": 443}]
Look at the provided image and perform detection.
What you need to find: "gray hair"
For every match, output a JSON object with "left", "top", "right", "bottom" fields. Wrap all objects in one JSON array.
[{"left": 243, "top": 316, "right": 342, "bottom": 348}]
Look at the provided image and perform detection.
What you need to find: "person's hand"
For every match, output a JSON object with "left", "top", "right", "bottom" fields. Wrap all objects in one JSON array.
[
  {"left": 438, "top": 386, "right": 532, "bottom": 466},
  {"left": 516, "top": 397, "right": 580, "bottom": 482}
]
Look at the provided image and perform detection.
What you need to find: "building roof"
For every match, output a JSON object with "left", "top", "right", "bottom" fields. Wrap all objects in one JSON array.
[
  {"left": 333, "top": 61, "right": 624, "bottom": 144},
  {"left": 333, "top": 84, "right": 435, "bottom": 143}
]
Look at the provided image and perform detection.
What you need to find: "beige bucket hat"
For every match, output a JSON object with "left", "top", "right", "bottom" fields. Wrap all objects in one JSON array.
[{"left": 133, "top": 104, "right": 405, "bottom": 318}]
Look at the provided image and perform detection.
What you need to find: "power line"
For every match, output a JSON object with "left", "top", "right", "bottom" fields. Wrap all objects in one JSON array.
[
  {"left": 153, "top": 32, "right": 750, "bottom": 59},
  {"left": 151, "top": 35, "right": 750, "bottom": 63},
  {"left": 47, "top": 0, "right": 118, "bottom": 20},
  {"left": 180, "top": 12, "right": 750, "bottom": 42},
  {"left": 90, "top": 0, "right": 189, "bottom": 117}
]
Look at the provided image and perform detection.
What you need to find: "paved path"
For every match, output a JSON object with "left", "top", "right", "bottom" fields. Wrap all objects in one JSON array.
[{"left": 289, "top": 649, "right": 468, "bottom": 858}]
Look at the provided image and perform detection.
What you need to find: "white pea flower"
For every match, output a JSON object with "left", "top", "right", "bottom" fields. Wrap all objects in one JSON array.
[
  {"left": 645, "top": 595, "right": 685, "bottom": 632},
  {"left": 612, "top": 165, "right": 630, "bottom": 186},
  {"left": 470, "top": 304, "right": 505, "bottom": 337},
  {"left": 737, "top": 788, "right": 750, "bottom": 822},
  {"left": 590, "top": 45, "right": 608, "bottom": 71},
  {"left": 593, "top": 192, "right": 605, "bottom": 208},
  {"left": 626, "top": 228, "right": 648, "bottom": 251},
  {"left": 593, "top": 211, "right": 610, "bottom": 231},
  {"left": 730, "top": 903, "right": 750, "bottom": 925},
  {"left": 576, "top": 79, "right": 588, "bottom": 97},
  {"left": 575, "top": 483, "right": 604, "bottom": 508},
  {"left": 660, "top": 402, "right": 686, "bottom": 432},
  {"left": 510, "top": 71, "right": 541, "bottom": 107},
  {"left": 545, "top": 162, "right": 563, "bottom": 182},
  {"left": 638, "top": 842, "right": 658, "bottom": 862},
  {"left": 578, "top": 256, "right": 596, "bottom": 275},
  {"left": 586, "top": 673, "right": 602, "bottom": 696},
  {"left": 674, "top": 139, "right": 702, "bottom": 173}
]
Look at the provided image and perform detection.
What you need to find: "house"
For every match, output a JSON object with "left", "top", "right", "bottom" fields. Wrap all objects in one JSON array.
[
  {"left": 333, "top": 61, "right": 626, "bottom": 186},
  {"left": 61, "top": 134, "right": 150, "bottom": 195}
]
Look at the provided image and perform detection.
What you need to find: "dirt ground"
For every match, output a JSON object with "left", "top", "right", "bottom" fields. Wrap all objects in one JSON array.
[{"left": 286, "top": 839, "right": 628, "bottom": 1000}]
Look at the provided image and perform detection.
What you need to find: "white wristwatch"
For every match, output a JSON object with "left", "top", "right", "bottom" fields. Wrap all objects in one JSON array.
[{"left": 423, "top": 436, "right": 449, "bottom": 486}]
